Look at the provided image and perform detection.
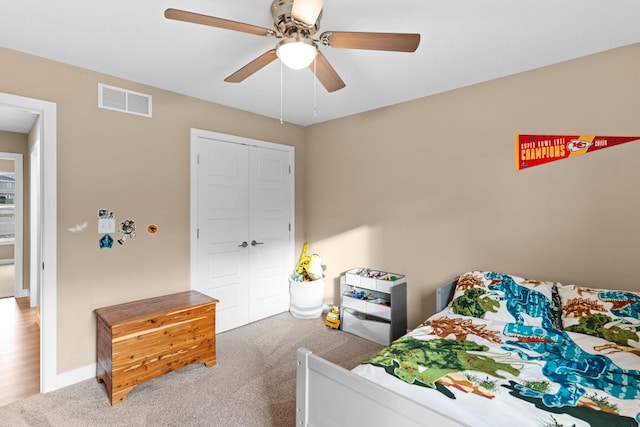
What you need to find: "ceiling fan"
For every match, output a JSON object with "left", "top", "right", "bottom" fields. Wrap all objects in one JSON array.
[{"left": 164, "top": 0, "right": 420, "bottom": 92}]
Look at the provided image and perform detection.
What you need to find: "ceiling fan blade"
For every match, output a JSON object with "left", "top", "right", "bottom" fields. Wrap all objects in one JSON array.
[
  {"left": 165, "top": 8, "right": 275, "bottom": 37},
  {"left": 321, "top": 31, "right": 420, "bottom": 52},
  {"left": 309, "top": 51, "right": 345, "bottom": 93},
  {"left": 291, "top": 0, "right": 325, "bottom": 27},
  {"left": 224, "top": 50, "right": 278, "bottom": 83}
]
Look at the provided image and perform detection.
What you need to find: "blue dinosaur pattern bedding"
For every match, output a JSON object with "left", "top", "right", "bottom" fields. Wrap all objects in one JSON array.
[{"left": 352, "top": 271, "right": 640, "bottom": 427}]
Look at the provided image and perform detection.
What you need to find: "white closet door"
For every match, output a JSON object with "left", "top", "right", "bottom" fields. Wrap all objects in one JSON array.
[
  {"left": 249, "top": 146, "right": 292, "bottom": 321},
  {"left": 193, "top": 132, "right": 293, "bottom": 333},
  {"left": 195, "top": 138, "right": 250, "bottom": 332}
]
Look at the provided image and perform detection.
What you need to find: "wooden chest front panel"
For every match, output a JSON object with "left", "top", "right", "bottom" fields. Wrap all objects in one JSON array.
[{"left": 96, "top": 291, "right": 217, "bottom": 405}]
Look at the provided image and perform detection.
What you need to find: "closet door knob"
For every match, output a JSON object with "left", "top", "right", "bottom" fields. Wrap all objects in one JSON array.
[
  {"left": 251, "top": 240, "right": 264, "bottom": 246},
  {"left": 238, "top": 241, "right": 248, "bottom": 248}
]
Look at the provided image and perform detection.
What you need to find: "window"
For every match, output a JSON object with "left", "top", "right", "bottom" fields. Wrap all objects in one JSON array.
[{"left": 0, "top": 173, "right": 15, "bottom": 244}]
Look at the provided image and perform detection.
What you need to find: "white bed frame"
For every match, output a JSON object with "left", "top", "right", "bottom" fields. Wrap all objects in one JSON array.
[{"left": 296, "top": 279, "right": 464, "bottom": 427}]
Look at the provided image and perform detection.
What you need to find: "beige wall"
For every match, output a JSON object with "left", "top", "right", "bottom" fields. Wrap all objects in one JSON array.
[
  {"left": 2, "top": 42, "right": 639, "bottom": 376},
  {"left": 0, "top": 47, "right": 307, "bottom": 373},
  {"left": 0, "top": 157, "right": 16, "bottom": 171},
  {"left": 306, "top": 43, "right": 640, "bottom": 328}
]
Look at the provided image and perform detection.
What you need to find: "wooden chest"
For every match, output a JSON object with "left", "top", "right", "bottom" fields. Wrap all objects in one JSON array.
[{"left": 95, "top": 290, "right": 218, "bottom": 405}]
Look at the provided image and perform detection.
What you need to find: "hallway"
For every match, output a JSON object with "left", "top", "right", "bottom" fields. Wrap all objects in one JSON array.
[{"left": 0, "top": 297, "right": 39, "bottom": 407}]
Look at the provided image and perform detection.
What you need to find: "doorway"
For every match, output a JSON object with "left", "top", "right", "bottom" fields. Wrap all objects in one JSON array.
[
  {"left": 0, "top": 153, "right": 23, "bottom": 301},
  {"left": 0, "top": 92, "right": 57, "bottom": 394}
]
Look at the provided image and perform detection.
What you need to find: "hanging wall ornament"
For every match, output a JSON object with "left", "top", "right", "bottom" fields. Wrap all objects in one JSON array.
[{"left": 117, "top": 219, "right": 137, "bottom": 245}]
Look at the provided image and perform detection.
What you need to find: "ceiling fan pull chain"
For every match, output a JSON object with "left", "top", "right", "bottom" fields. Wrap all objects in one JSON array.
[
  {"left": 313, "top": 55, "right": 318, "bottom": 117},
  {"left": 280, "top": 61, "right": 284, "bottom": 124}
]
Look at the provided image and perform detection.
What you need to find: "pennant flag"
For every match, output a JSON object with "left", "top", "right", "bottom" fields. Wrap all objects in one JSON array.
[{"left": 515, "top": 135, "right": 640, "bottom": 170}]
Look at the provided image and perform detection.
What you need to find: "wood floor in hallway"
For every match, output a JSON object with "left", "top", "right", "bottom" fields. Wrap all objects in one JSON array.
[{"left": 0, "top": 297, "right": 40, "bottom": 407}]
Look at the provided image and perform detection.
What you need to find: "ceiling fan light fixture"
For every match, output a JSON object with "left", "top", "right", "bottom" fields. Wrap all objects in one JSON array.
[
  {"left": 276, "top": 37, "right": 317, "bottom": 69},
  {"left": 290, "top": 0, "right": 325, "bottom": 28}
]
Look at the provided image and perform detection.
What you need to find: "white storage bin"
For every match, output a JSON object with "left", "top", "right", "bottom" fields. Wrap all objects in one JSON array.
[
  {"left": 376, "top": 273, "right": 405, "bottom": 292},
  {"left": 342, "top": 309, "right": 390, "bottom": 346},
  {"left": 344, "top": 268, "right": 364, "bottom": 286},
  {"left": 366, "top": 298, "right": 391, "bottom": 320},
  {"left": 344, "top": 268, "right": 386, "bottom": 291},
  {"left": 289, "top": 278, "right": 325, "bottom": 319},
  {"left": 341, "top": 294, "right": 366, "bottom": 312},
  {"left": 360, "top": 273, "right": 379, "bottom": 290}
]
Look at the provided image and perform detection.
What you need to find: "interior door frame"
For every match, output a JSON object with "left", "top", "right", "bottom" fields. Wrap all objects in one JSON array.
[
  {"left": 29, "top": 141, "right": 41, "bottom": 308},
  {"left": 189, "top": 128, "right": 295, "bottom": 306},
  {"left": 0, "top": 92, "right": 57, "bottom": 393}
]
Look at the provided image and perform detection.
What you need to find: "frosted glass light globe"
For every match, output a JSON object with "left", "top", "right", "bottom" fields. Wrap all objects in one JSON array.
[{"left": 276, "top": 38, "right": 317, "bottom": 70}]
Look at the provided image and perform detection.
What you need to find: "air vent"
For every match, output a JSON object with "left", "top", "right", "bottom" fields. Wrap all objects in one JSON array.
[{"left": 98, "top": 83, "right": 152, "bottom": 117}]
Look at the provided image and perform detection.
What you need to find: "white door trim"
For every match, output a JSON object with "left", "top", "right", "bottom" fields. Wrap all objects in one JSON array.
[
  {"left": 189, "top": 128, "right": 295, "bottom": 310},
  {"left": 29, "top": 142, "right": 41, "bottom": 307},
  {"left": 0, "top": 92, "right": 57, "bottom": 393}
]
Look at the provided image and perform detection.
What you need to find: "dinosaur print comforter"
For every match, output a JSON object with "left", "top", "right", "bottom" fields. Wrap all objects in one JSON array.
[{"left": 351, "top": 271, "right": 640, "bottom": 427}]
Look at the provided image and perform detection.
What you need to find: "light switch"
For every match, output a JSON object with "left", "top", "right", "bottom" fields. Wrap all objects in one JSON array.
[{"left": 98, "top": 218, "right": 116, "bottom": 233}]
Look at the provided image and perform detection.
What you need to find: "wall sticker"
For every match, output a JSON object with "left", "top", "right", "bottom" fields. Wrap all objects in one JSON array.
[
  {"left": 67, "top": 222, "right": 88, "bottom": 233},
  {"left": 515, "top": 135, "right": 640, "bottom": 170},
  {"left": 117, "top": 219, "right": 137, "bottom": 245},
  {"left": 99, "top": 233, "right": 114, "bottom": 249}
]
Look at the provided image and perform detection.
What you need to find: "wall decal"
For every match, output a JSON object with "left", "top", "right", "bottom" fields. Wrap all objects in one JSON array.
[
  {"left": 67, "top": 222, "right": 88, "bottom": 233},
  {"left": 515, "top": 135, "right": 640, "bottom": 170},
  {"left": 147, "top": 224, "right": 158, "bottom": 235},
  {"left": 117, "top": 219, "right": 136, "bottom": 245},
  {"left": 99, "top": 234, "right": 114, "bottom": 249}
]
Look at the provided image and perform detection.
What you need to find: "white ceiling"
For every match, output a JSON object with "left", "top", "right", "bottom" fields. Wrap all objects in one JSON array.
[
  {"left": 1, "top": 0, "right": 639, "bottom": 127},
  {"left": 0, "top": 105, "right": 38, "bottom": 134}
]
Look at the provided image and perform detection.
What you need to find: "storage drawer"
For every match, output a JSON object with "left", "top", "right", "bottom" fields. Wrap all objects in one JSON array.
[
  {"left": 342, "top": 294, "right": 367, "bottom": 312},
  {"left": 344, "top": 268, "right": 383, "bottom": 289},
  {"left": 344, "top": 268, "right": 361, "bottom": 286},
  {"left": 376, "top": 274, "right": 406, "bottom": 292},
  {"left": 342, "top": 294, "right": 391, "bottom": 320},
  {"left": 344, "top": 268, "right": 405, "bottom": 292},
  {"left": 342, "top": 309, "right": 390, "bottom": 346},
  {"left": 366, "top": 298, "right": 391, "bottom": 320}
]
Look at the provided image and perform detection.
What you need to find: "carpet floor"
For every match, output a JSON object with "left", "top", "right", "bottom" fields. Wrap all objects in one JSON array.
[{"left": 0, "top": 311, "right": 383, "bottom": 427}]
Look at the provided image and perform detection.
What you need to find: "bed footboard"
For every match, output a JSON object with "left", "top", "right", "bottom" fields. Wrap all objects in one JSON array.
[{"left": 296, "top": 348, "right": 462, "bottom": 427}]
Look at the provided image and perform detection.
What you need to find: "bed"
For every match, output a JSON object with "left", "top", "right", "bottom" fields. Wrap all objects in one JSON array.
[{"left": 296, "top": 270, "right": 640, "bottom": 427}]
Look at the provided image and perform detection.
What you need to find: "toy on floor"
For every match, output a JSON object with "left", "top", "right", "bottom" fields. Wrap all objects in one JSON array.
[{"left": 325, "top": 306, "right": 340, "bottom": 329}]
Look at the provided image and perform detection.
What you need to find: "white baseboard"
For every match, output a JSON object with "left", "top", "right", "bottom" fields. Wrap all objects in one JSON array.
[
  {"left": 0, "top": 258, "right": 15, "bottom": 265},
  {"left": 14, "top": 288, "right": 29, "bottom": 298},
  {"left": 54, "top": 363, "right": 96, "bottom": 391}
]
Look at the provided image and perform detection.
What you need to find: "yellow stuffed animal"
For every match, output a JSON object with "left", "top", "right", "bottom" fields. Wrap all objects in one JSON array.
[
  {"left": 293, "top": 242, "right": 324, "bottom": 281},
  {"left": 294, "top": 242, "right": 311, "bottom": 277}
]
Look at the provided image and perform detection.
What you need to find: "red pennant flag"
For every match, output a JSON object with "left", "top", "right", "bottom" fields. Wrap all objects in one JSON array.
[{"left": 515, "top": 135, "right": 640, "bottom": 170}]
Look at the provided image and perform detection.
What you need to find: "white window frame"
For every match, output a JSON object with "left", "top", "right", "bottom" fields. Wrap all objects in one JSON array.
[{"left": 0, "top": 170, "right": 17, "bottom": 245}]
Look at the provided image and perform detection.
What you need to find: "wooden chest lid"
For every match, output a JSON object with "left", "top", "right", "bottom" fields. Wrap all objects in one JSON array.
[{"left": 94, "top": 290, "right": 218, "bottom": 327}]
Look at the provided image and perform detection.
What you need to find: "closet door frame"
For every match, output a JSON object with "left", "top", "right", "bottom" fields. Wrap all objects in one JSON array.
[{"left": 189, "top": 128, "right": 295, "bottom": 328}]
